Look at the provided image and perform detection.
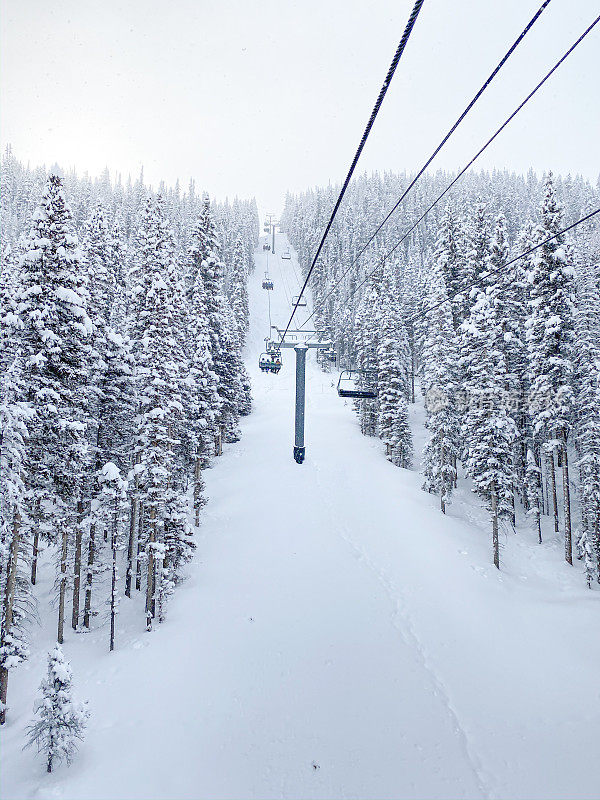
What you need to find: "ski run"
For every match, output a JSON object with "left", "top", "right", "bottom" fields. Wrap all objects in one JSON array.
[{"left": 1, "top": 151, "right": 599, "bottom": 799}]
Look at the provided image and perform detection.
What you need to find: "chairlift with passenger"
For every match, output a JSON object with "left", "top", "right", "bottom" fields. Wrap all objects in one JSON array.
[
  {"left": 259, "top": 352, "right": 282, "bottom": 374},
  {"left": 262, "top": 272, "right": 274, "bottom": 290},
  {"left": 337, "top": 369, "right": 378, "bottom": 399}
]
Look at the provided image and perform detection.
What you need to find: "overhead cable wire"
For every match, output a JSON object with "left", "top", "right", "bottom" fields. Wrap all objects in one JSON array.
[
  {"left": 300, "top": 12, "right": 600, "bottom": 328},
  {"left": 317, "top": 0, "right": 553, "bottom": 287},
  {"left": 278, "top": 0, "right": 426, "bottom": 345}
]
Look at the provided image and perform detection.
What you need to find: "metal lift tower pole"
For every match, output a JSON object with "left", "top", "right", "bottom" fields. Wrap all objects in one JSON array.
[
  {"left": 293, "top": 346, "right": 307, "bottom": 464},
  {"left": 271, "top": 329, "right": 331, "bottom": 464}
]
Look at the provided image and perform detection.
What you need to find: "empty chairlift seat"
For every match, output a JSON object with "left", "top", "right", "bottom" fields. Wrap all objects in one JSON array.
[
  {"left": 337, "top": 369, "right": 378, "bottom": 399},
  {"left": 292, "top": 295, "right": 307, "bottom": 308},
  {"left": 281, "top": 250, "right": 292, "bottom": 260}
]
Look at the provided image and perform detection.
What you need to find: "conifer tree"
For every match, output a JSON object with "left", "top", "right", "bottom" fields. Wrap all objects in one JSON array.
[
  {"left": 421, "top": 267, "right": 460, "bottom": 512},
  {"left": 433, "top": 205, "right": 467, "bottom": 329},
  {"left": 227, "top": 234, "right": 250, "bottom": 348},
  {"left": 354, "top": 280, "right": 380, "bottom": 437},
  {"left": 460, "top": 289, "right": 517, "bottom": 567},
  {"left": 26, "top": 645, "right": 88, "bottom": 772},
  {"left": 574, "top": 266, "right": 600, "bottom": 586},
  {"left": 377, "top": 294, "right": 412, "bottom": 467},
  {"left": 15, "top": 175, "right": 92, "bottom": 642},
  {"left": 526, "top": 174, "right": 577, "bottom": 563}
]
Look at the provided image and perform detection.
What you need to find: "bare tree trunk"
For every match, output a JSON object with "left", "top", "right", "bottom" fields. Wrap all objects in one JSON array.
[
  {"left": 109, "top": 498, "right": 118, "bottom": 651},
  {"left": 194, "top": 456, "right": 202, "bottom": 527},
  {"left": 0, "top": 511, "right": 21, "bottom": 725},
  {"left": 71, "top": 500, "right": 84, "bottom": 630},
  {"left": 135, "top": 503, "right": 144, "bottom": 591},
  {"left": 145, "top": 506, "right": 156, "bottom": 632},
  {"left": 548, "top": 450, "right": 559, "bottom": 534},
  {"left": 57, "top": 523, "right": 69, "bottom": 645},
  {"left": 542, "top": 455, "right": 549, "bottom": 515},
  {"left": 440, "top": 444, "right": 446, "bottom": 515},
  {"left": 30, "top": 499, "right": 41, "bottom": 585},
  {"left": 125, "top": 467, "right": 139, "bottom": 598},
  {"left": 410, "top": 333, "right": 415, "bottom": 403},
  {"left": 492, "top": 486, "right": 500, "bottom": 569},
  {"left": 83, "top": 523, "right": 96, "bottom": 628},
  {"left": 30, "top": 530, "right": 39, "bottom": 585},
  {"left": 562, "top": 435, "right": 573, "bottom": 565}
]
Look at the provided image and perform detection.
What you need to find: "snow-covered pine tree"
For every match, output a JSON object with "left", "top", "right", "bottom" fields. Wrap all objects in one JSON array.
[
  {"left": 464, "top": 200, "right": 491, "bottom": 289},
  {"left": 421, "top": 266, "right": 460, "bottom": 513},
  {"left": 95, "top": 462, "right": 127, "bottom": 650},
  {"left": 487, "top": 212, "right": 530, "bottom": 505},
  {"left": 377, "top": 290, "right": 412, "bottom": 467},
  {"left": 26, "top": 644, "right": 88, "bottom": 772},
  {"left": 186, "top": 262, "right": 218, "bottom": 518},
  {"left": 189, "top": 196, "right": 242, "bottom": 444},
  {"left": 574, "top": 265, "right": 600, "bottom": 586},
  {"left": 460, "top": 288, "right": 517, "bottom": 567},
  {"left": 0, "top": 359, "right": 34, "bottom": 724},
  {"left": 133, "top": 197, "right": 192, "bottom": 630},
  {"left": 526, "top": 174, "right": 577, "bottom": 564},
  {"left": 433, "top": 205, "right": 468, "bottom": 330},
  {"left": 354, "top": 279, "right": 381, "bottom": 437},
  {"left": 15, "top": 175, "right": 93, "bottom": 642},
  {"left": 227, "top": 234, "right": 250, "bottom": 348},
  {"left": 524, "top": 447, "right": 543, "bottom": 543}
]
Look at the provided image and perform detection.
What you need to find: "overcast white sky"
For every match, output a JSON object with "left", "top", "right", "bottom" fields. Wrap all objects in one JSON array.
[{"left": 1, "top": 0, "right": 598, "bottom": 217}]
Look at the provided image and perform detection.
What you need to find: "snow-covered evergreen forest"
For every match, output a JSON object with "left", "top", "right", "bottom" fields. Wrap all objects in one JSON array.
[
  {"left": 0, "top": 148, "right": 258, "bottom": 727},
  {"left": 282, "top": 167, "right": 600, "bottom": 580}
]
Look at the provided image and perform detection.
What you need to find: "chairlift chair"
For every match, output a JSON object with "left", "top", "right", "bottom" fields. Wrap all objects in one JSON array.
[
  {"left": 259, "top": 352, "right": 281, "bottom": 374},
  {"left": 263, "top": 244, "right": 271, "bottom": 251},
  {"left": 292, "top": 295, "right": 307, "bottom": 308},
  {"left": 269, "top": 353, "right": 282, "bottom": 374},
  {"left": 262, "top": 278, "right": 274, "bottom": 290},
  {"left": 281, "top": 250, "right": 292, "bottom": 260},
  {"left": 337, "top": 369, "right": 378, "bottom": 399}
]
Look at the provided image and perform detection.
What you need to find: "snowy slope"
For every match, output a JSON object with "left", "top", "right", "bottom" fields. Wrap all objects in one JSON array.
[{"left": 1, "top": 234, "right": 599, "bottom": 800}]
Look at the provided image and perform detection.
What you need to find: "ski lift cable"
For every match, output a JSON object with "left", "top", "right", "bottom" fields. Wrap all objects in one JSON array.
[
  {"left": 267, "top": 285, "right": 272, "bottom": 331},
  {"left": 276, "top": 253, "right": 293, "bottom": 305},
  {"left": 314, "top": 0, "right": 553, "bottom": 300},
  {"left": 287, "top": 249, "right": 314, "bottom": 316},
  {"left": 406, "top": 207, "right": 600, "bottom": 325},
  {"left": 300, "top": 12, "right": 600, "bottom": 329},
  {"left": 277, "top": 0, "right": 426, "bottom": 346}
]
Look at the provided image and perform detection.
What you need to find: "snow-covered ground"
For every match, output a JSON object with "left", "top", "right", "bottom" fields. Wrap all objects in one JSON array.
[{"left": 1, "top": 234, "right": 599, "bottom": 800}]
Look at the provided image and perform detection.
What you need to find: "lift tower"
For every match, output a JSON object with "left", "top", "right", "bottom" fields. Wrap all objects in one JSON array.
[
  {"left": 263, "top": 215, "right": 278, "bottom": 255},
  {"left": 270, "top": 328, "right": 331, "bottom": 464}
]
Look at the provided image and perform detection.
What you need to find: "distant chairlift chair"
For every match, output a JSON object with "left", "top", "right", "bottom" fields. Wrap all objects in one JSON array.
[
  {"left": 337, "top": 369, "right": 378, "bottom": 399},
  {"left": 292, "top": 295, "right": 307, "bottom": 308},
  {"left": 281, "top": 250, "right": 292, "bottom": 260},
  {"left": 262, "top": 277, "right": 274, "bottom": 290}
]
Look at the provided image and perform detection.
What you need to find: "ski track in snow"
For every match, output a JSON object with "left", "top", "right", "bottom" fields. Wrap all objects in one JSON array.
[
  {"left": 2, "top": 234, "right": 599, "bottom": 800},
  {"left": 313, "top": 468, "right": 492, "bottom": 799}
]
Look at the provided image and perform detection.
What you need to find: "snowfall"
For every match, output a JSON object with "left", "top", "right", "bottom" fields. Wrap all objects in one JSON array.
[{"left": 1, "top": 235, "right": 599, "bottom": 800}]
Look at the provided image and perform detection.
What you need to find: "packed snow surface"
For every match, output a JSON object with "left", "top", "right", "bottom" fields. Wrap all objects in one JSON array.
[{"left": 1, "top": 235, "right": 598, "bottom": 800}]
